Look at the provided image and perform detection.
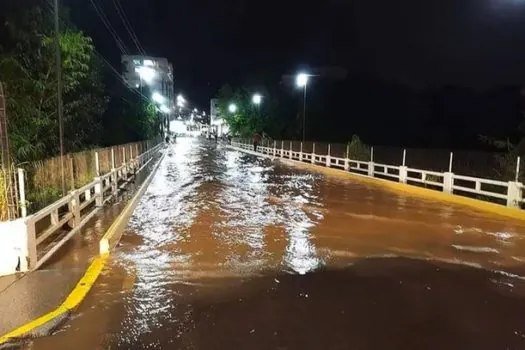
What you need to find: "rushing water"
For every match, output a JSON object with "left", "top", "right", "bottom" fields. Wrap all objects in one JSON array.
[{"left": 27, "top": 137, "right": 525, "bottom": 349}]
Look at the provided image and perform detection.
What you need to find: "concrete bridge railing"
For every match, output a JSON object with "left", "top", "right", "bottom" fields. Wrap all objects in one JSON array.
[
  {"left": 0, "top": 142, "right": 165, "bottom": 275},
  {"left": 232, "top": 141, "right": 523, "bottom": 211}
]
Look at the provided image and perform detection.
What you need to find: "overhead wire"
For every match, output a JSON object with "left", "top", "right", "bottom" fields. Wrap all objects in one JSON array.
[
  {"left": 88, "top": 0, "right": 129, "bottom": 55},
  {"left": 94, "top": 50, "right": 151, "bottom": 103},
  {"left": 112, "top": 0, "right": 146, "bottom": 55}
]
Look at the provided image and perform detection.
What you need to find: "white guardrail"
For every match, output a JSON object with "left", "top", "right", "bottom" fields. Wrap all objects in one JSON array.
[
  {"left": 231, "top": 141, "right": 523, "bottom": 210},
  {"left": 20, "top": 142, "right": 164, "bottom": 271}
]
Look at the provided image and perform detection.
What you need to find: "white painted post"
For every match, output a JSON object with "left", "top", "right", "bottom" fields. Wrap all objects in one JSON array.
[
  {"left": 311, "top": 143, "right": 316, "bottom": 164},
  {"left": 344, "top": 143, "right": 350, "bottom": 171},
  {"left": 399, "top": 166, "right": 408, "bottom": 184},
  {"left": 273, "top": 140, "right": 276, "bottom": 157},
  {"left": 71, "top": 191, "right": 81, "bottom": 227},
  {"left": 122, "top": 147, "right": 127, "bottom": 179},
  {"left": 326, "top": 144, "right": 331, "bottom": 167},
  {"left": 289, "top": 141, "right": 293, "bottom": 160},
  {"left": 111, "top": 147, "right": 115, "bottom": 169},
  {"left": 95, "top": 151, "right": 100, "bottom": 177},
  {"left": 443, "top": 172, "right": 454, "bottom": 194},
  {"left": 281, "top": 141, "right": 284, "bottom": 158},
  {"left": 94, "top": 177, "right": 103, "bottom": 206},
  {"left": 448, "top": 152, "right": 453, "bottom": 173},
  {"left": 111, "top": 148, "right": 117, "bottom": 196},
  {"left": 399, "top": 148, "right": 408, "bottom": 184},
  {"left": 515, "top": 156, "right": 521, "bottom": 182},
  {"left": 300, "top": 142, "right": 303, "bottom": 161},
  {"left": 507, "top": 181, "right": 522, "bottom": 208},
  {"left": 17, "top": 168, "right": 27, "bottom": 218},
  {"left": 85, "top": 187, "right": 91, "bottom": 201},
  {"left": 368, "top": 147, "right": 374, "bottom": 177}
]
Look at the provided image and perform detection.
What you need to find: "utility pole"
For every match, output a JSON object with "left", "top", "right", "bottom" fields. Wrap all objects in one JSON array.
[{"left": 54, "top": 0, "right": 66, "bottom": 195}]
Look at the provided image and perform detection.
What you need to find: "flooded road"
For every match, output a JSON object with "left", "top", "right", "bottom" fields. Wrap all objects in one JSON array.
[{"left": 27, "top": 138, "right": 525, "bottom": 349}]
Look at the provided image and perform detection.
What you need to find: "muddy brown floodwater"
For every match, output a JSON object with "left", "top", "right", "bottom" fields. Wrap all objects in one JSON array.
[{"left": 25, "top": 138, "right": 525, "bottom": 349}]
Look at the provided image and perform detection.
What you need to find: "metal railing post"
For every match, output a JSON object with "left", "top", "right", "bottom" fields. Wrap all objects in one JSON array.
[
  {"left": 289, "top": 141, "right": 293, "bottom": 160},
  {"left": 273, "top": 141, "right": 276, "bottom": 157},
  {"left": 368, "top": 147, "right": 374, "bottom": 177},
  {"left": 515, "top": 156, "right": 521, "bottom": 182},
  {"left": 111, "top": 148, "right": 117, "bottom": 197},
  {"left": 311, "top": 143, "right": 316, "bottom": 164},
  {"left": 344, "top": 142, "right": 350, "bottom": 171},
  {"left": 300, "top": 142, "right": 303, "bottom": 161},
  {"left": 26, "top": 220, "right": 37, "bottom": 271},
  {"left": 17, "top": 168, "right": 27, "bottom": 218},
  {"left": 95, "top": 151, "right": 100, "bottom": 177},
  {"left": 94, "top": 176, "right": 103, "bottom": 206},
  {"left": 399, "top": 149, "right": 408, "bottom": 184},
  {"left": 326, "top": 144, "right": 331, "bottom": 167},
  {"left": 281, "top": 141, "right": 284, "bottom": 158}
]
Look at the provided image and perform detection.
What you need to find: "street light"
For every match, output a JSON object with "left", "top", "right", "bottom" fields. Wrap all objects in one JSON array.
[
  {"left": 252, "top": 93, "right": 262, "bottom": 105},
  {"left": 152, "top": 91, "right": 165, "bottom": 104},
  {"left": 229, "top": 103, "right": 237, "bottom": 113},
  {"left": 296, "top": 72, "right": 309, "bottom": 141}
]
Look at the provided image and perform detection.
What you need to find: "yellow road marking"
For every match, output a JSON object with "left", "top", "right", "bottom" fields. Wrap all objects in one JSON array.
[{"left": 0, "top": 255, "right": 107, "bottom": 343}]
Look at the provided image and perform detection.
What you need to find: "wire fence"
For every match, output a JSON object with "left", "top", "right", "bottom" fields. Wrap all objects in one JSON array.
[{"left": 258, "top": 139, "right": 520, "bottom": 182}]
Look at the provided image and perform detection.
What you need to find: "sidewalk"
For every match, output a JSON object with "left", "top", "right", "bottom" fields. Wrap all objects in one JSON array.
[
  {"left": 0, "top": 148, "right": 165, "bottom": 340},
  {"left": 0, "top": 199, "right": 128, "bottom": 336}
]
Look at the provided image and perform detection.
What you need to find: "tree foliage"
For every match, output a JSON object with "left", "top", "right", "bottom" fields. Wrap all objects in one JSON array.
[
  {"left": 215, "top": 84, "right": 289, "bottom": 138},
  {"left": 0, "top": 0, "right": 162, "bottom": 165},
  {"left": 0, "top": 2, "right": 107, "bottom": 163}
]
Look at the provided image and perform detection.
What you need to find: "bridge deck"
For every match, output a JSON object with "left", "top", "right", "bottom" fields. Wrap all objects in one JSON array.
[{"left": 23, "top": 138, "right": 525, "bottom": 349}]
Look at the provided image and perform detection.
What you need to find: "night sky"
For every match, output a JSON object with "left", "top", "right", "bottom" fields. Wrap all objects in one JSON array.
[{"left": 65, "top": 0, "right": 525, "bottom": 145}]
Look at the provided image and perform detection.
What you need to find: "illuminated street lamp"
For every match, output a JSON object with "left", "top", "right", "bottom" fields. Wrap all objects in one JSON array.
[
  {"left": 296, "top": 72, "right": 309, "bottom": 141},
  {"left": 135, "top": 66, "right": 156, "bottom": 84},
  {"left": 252, "top": 93, "right": 262, "bottom": 105},
  {"left": 152, "top": 91, "right": 166, "bottom": 104},
  {"left": 229, "top": 103, "right": 237, "bottom": 113}
]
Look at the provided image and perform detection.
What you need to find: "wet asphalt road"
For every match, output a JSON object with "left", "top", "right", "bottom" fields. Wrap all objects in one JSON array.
[{"left": 25, "top": 137, "right": 525, "bottom": 349}]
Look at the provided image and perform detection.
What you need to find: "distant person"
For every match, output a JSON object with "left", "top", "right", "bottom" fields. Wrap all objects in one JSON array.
[{"left": 252, "top": 132, "right": 262, "bottom": 152}]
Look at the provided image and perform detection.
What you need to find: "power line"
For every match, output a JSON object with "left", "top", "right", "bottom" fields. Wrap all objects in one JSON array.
[
  {"left": 112, "top": 0, "right": 146, "bottom": 55},
  {"left": 94, "top": 50, "right": 150, "bottom": 103},
  {"left": 88, "top": 0, "right": 129, "bottom": 55}
]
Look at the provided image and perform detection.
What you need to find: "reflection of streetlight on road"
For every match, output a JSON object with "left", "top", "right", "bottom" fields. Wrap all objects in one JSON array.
[
  {"left": 229, "top": 103, "right": 237, "bottom": 113},
  {"left": 296, "top": 72, "right": 309, "bottom": 141}
]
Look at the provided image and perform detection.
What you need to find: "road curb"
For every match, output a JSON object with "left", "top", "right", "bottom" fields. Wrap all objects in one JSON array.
[{"left": 0, "top": 147, "right": 166, "bottom": 345}]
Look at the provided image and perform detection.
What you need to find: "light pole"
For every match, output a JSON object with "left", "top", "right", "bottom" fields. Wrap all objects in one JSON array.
[
  {"left": 296, "top": 73, "right": 309, "bottom": 141},
  {"left": 252, "top": 93, "right": 262, "bottom": 117},
  {"left": 54, "top": 0, "right": 65, "bottom": 194}
]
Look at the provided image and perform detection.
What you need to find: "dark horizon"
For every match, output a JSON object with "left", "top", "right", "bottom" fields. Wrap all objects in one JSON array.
[{"left": 63, "top": 0, "right": 525, "bottom": 148}]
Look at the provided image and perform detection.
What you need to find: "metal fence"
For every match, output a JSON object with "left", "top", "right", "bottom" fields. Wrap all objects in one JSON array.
[{"left": 233, "top": 140, "right": 523, "bottom": 209}]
